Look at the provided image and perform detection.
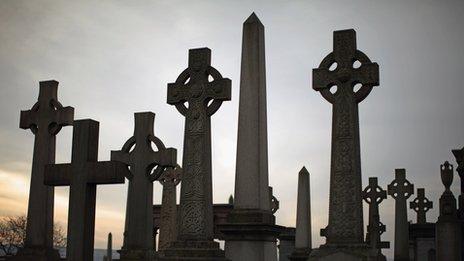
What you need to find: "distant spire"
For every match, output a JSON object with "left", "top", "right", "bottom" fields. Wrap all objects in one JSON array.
[{"left": 244, "top": 12, "right": 262, "bottom": 25}]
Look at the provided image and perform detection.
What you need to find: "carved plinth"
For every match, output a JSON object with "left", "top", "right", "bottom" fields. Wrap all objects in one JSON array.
[{"left": 158, "top": 241, "right": 228, "bottom": 261}]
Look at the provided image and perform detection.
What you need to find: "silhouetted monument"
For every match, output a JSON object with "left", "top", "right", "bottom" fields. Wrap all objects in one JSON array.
[
  {"left": 388, "top": 169, "right": 414, "bottom": 261},
  {"left": 362, "top": 177, "right": 389, "bottom": 259},
  {"left": 103, "top": 233, "right": 112, "bottom": 261},
  {"left": 410, "top": 188, "right": 433, "bottom": 224},
  {"left": 309, "top": 29, "right": 380, "bottom": 260},
  {"left": 112, "top": 112, "right": 177, "bottom": 260},
  {"left": 159, "top": 47, "right": 231, "bottom": 260},
  {"left": 436, "top": 161, "right": 462, "bottom": 261},
  {"left": 278, "top": 227, "right": 296, "bottom": 261},
  {"left": 289, "top": 167, "right": 312, "bottom": 261},
  {"left": 451, "top": 147, "right": 464, "bottom": 260},
  {"left": 44, "top": 119, "right": 128, "bottom": 261},
  {"left": 158, "top": 165, "right": 182, "bottom": 250},
  {"left": 219, "top": 13, "right": 279, "bottom": 261},
  {"left": 12, "top": 80, "right": 74, "bottom": 261}
]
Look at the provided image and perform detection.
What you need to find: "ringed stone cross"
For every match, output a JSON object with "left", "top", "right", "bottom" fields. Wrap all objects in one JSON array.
[
  {"left": 409, "top": 188, "right": 433, "bottom": 224},
  {"left": 167, "top": 48, "right": 231, "bottom": 242},
  {"left": 362, "top": 177, "right": 389, "bottom": 250},
  {"left": 17, "top": 80, "right": 74, "bottom": 260},
  {"left": 44, "top": 119, "right": 128, "bottom": 261},
  {"left": 387, "top": 169, "right": 414, "bottom": 261},
  {"left": 111, "top": 112, "right": 176, "bottom": 259},
  {"left": 158, "top": 164, "right": 182, "bottom": 250},
  {"left": 312, "top": 29, "right": 379, "bottom": 244}
]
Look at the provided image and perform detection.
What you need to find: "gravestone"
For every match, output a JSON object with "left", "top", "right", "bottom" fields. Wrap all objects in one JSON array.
[
  {"left": 159, "top": 47, "right": 231, "bottom": 260},
  {"left": 158, "top": 165, "right": 182, "bottom": 251},
  {"left": 436, "top": 161, "right": 462, "bottom": 261},
  {"left": 44, "top": 119, "right": 128, "bottom": 261},
  {"left": 219, "top": 13, "right": 280, "bottom": 261},
  {"left": 410, "top": 188, "right": 433, "bottom": 224},
  {"left": 309, "top": 29, "right": 380, "bottom": 260},
  {"left": 362, "top": 177, "right": 389, "bottom": 258},
  {"left": 12, "top": 80, "right": 74, "bottom": 261},
  {"left": 111, "top": 112, "right": 176, "bottom": 260},
  {"left": 289, "top": 167, "right": 312, "bottom": 261},
  {"left": 388, "top": 169, "right": 414, "bottom": 261}
]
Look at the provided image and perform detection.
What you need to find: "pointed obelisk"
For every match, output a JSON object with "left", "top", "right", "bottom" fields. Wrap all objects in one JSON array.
[
  {"left": 104, "top": 233, "right": 112, "bottom": 261},
  {"left": 289, "top": 167, "right": 312, "bottom": 261},
  {"left": 220, "top": 13, "right": 279, "bottom": 261}
]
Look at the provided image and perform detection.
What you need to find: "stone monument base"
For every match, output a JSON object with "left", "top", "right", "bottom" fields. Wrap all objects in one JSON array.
[
  {"left": 119, "top": 248, "right": 157, "bottom": 261},
  {"left": 289, "top": 247, "right": 311, "bottom": 261},
  {"left": 157, "top": 240, "right": 228, "bottom": 261},
  {"left": 308, "top": 244, "right": 385, "bottom": 261},
  {"left": 7, "top": 246, "right": 61, "bottom": 261}
]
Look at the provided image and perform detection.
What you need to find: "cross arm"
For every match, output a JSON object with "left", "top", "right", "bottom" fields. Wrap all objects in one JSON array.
[
  {"left": 19, "top": 110, "right": 37, "bottom": 130},
  {"left": 86, "top": 161, "right": 128, "bottom": 184},
  {"left": 44, "top": 163, "right": 72, "bottom": 186},
  {"left": 55, "top": 106, "right": 74, "bottom": 127},
  {"left": 206, "top": 78, "right": 232, "bottom": 101},
  {"left": 167, "top": 82, "right": 189, "bottom": 105},
  {"left": 312, "top": 69, "right": 335, "bottom": 91}
]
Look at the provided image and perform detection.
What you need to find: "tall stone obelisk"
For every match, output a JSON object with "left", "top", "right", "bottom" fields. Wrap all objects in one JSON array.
[
  {"left": 220, "top": 13, "right": 279, "bottom": 261},
  {"left": 289, "top": 167, "right": 312, "bottom": 261}
]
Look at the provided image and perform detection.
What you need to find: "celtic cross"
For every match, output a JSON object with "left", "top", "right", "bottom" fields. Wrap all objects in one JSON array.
[
  {"left": 313, "top": 29, "right": 379, "bottom": 244},
  {"left": 19, "top": 80, "right": 74, "bottom": 253},
  {"left": 111, "top": 112, "right": 176, "bottom": 257},
  {"left": 167, "top": 48, "right": 231, "bottom": 241},
  {"left": 362, "top": 177, "right": 389, "bottom": 250},
  {"left": 410, "top": 188, "right": 433, "bottom": 224}
]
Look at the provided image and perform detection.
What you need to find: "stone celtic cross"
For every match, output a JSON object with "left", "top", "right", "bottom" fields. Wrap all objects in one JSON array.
[
  {"left": 18, "top": 80, "right": 74, "bottom": 258},
  {"left": 313, "top": 29, "right": 379, "bottom": 244},
  {"left": 410, "top": 188, "right": 433, "bottom": 224},
  {"left": 388, "top": 169, "right": 414, "bottom": 261},
  {"left": 158, "top": 165, "right": 182, "bottom": 250},
  {"left": 44, "top": 120, "right": 129, "bottom": 261},
  {"left": 111, "top": 112, "right": 176, "bottom": 258},
  {"left": 362, "top": 177, "right": 389, "bottom": 250},
  {"left": 167, "top": 48, "right": 231, "bottom": 241}
]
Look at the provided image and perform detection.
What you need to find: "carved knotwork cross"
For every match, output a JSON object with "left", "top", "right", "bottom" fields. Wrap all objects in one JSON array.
[
  {"left": 313, "top": 29, "right": 379, "bottom": 104},
  {"left": 388, "top": 169, "right": 414, "bottom": 200},
  {"left": 410, "top": 188, "right": 433, "bottom": 224}
]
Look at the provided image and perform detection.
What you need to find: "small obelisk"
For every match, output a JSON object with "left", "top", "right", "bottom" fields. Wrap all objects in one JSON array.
[
  {"left": 436, "top": 161, "right": 462, "bottom": 261},
  {"left": 289, "top": 167, "right": 312, "bottom": 261},
  {"left": 105, "top": 233, "right": 112, "bottom": 261},
  {"left": 220, "top": 13, "right": 279, "bottom": 261}
]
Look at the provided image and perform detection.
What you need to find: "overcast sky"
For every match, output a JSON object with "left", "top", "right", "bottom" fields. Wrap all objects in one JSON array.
[{"left": 1, "top": 0, "right": 463, "bottom": 259}]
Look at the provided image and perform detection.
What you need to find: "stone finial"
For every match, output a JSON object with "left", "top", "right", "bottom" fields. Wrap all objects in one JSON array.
[{"left": 441, "top": 161, "right": 454, "bottom": 191}]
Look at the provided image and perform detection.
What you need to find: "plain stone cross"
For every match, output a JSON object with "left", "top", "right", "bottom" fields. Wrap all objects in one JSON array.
[
  {"left": 312, "top": 29, "right": 379, "bottom": 244},
  {"left": 388, "top": 169, "right": 414, "bottom": 261},
  {"left": 158, "top": 165, "right": 182, "bottom": 250},
  {"left": 111, "top": 112, "right": 176, "bottom": 259},
  {"left": 18, "top": 80, "right": 74, "bottom": 259},
  {"left": 167, "top": 48, "right": 231, "bottom": 242},
  {"left": 362, "top": 177, "right": 389, "bottom": 250},
  {"left": 44, "top": 119, "right": 128, "bottom": 261},
  {"left": 410, "top": 188, "right": 433, "bottom": 224}
]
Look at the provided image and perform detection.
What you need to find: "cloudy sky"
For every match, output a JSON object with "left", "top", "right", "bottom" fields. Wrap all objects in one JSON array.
[{"left": 1, "top": 0, "right": 463, "bottom": 259}]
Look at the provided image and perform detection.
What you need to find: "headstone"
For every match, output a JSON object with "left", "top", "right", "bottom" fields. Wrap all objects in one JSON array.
[
  {"left": 159, "top": 47, "right": 231, "bottom": 260},
  {"left": 435, "top": 161, "right": 462, "bottom": 261},
  {"left": 219, "top": 13, "right": 280, "bottom": 261},
  {"left": 309, "top": 29, "right": 380, "bottom": 260},
  {"left": 410, "top": 188, "right": 433, "bottom": 224},
  {"left": 388, "top": 169, "right": 414, "bottom": 261},
  {"left": 158, "top": 165, "right": 182, "bottom": 251},
  {"left": 12, "top": 80, "right": 73, "bottom": 261},
  {"left": 289, "top": 167, "right": 312, "bottom": 261},
  {"left": 111, "top": 112, "right": 176, "bottom": 260},
  {"left": 44, "top": 119, "right": 128, "bottom": 261},
  {"left": 362, "top": 177, "right": 389, "bottom": 258},
  {"left": 278, "top": 227, "right": 296, "bottom": 261}
]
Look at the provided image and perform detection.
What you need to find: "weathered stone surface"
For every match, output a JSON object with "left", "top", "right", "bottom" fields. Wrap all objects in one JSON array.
[
  {"left": 44, "top": 119, "right": 128, "bottom": 261},
  {"left": 158, "top": 165, "right": 182, "bottom": 251},
  {"left": 112, "top": 112, "right": 176, "bottom": 260},
  {"left": 362, "top": 177, "right": 389, "bottom": 259},
  {"left": 160, "top": 47, "right": 230, "bottom": 260},
  {"left": 290, "top": 167, "right": 312, "bottom": 261},
  {"left": 410, "top": 188, "right": 433, "bottom": 224},
  {"left": 388, "top": 169, "right": 414, "bottom": 261},
  {"left": 436, "top": 161, "right": 462, "bottom": 261},
  {"left": 11, "top": 80, "right": 73, "bottom": 261},
  {"left": 220, "top": 13, "right": 279, "bottom": 261},
  {"left": 312, "top": 29, "right": 379, "bottom": 245}
]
